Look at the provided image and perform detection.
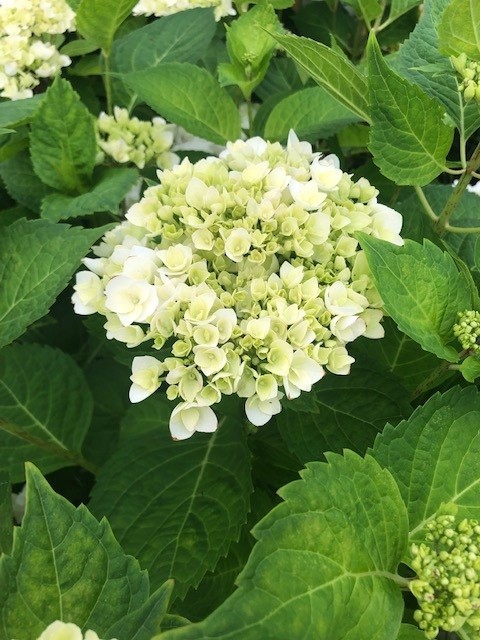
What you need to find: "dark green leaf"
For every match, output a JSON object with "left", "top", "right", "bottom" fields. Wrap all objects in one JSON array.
[{"left": 0, "top": 151, "right": 54, "bottom": 212}]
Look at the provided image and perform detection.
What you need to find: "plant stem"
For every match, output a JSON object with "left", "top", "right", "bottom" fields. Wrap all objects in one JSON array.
[
  {"left": 0, "top": 417, "right": 100, "bottom": 475},
  {"left": 444, "top": 223, "right": 480, "bottom": 234},
  {"left": 103, "top": 49, "right": 113, "bottom": 115},
  {"left": 435, "top": 142, "right": 480, "bottom": 236},
  {"left": 414, "top": 185, "right": 438, "bottom": 222}
]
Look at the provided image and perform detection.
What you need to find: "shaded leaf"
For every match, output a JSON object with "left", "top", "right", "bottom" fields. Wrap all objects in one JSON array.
[{"left": 76, "top": 0, "right": 138, "bottom": 53}]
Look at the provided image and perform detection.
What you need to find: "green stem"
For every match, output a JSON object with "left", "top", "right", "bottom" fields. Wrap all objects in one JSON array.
[
  {"left": 103, "top": 49, "right": 113, "bottom": 115},
  {"left": 444, "top": 223, "right": 480, "bottom": 234},
  {"left": 0, "top": 417, "right": 99, "bottom": 475},
  {"left": 414, "top": 185, "right": 438, "bottom": 222},
  {"left": 412, "top": 360, "right": 452, "bottom": 399},
  {"left": 435, "top": 142, "right": 480, "bottom": 236},
  {"left": 246, "top": 99, "right": 254, "bottom": 138}
]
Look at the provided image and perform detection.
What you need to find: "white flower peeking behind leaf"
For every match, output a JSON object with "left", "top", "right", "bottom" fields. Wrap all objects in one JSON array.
[
  {"left": 73, "top": 131, "right": 404, "bottom": 438},
  {"left": 20, "top": 620, "right": 117, "bottom": 640}
]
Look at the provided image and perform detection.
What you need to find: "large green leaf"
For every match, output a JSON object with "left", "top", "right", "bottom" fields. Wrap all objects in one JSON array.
[
  {"left": 30, "top": 78, "right": 96, "bottom": 193},
  {"left": 388, "top": 0, "right": 422, "bottom": 23},
  {"left": 263, "top": 86, "right": 360, "bottom": 142},
  {"left": 89, "top": 397, "right": 252, "bottom": 599},
  {"left": 270, "top": 33, "right": 370, "bottom": 123},
  {"left": 0, "top": 218, "right": 108, "bottom": 348},
  {"left": 160, "top": 453, "right": 408, "bottom": 640},
  {"left": 367, "top": 33, "right": 453, "bottom": 186},
  {"left": 0, "top": 344, "right": 93, "bottom": 482},
  {"left": 372, "top": 386, "right": 480, "bottom": 543},
  {"left": 0, "top": 95, "right": 43, "bottom": 130},
  {"left": 75, "top": 0, "right": 138, "bottom": 53},
  {"left": 124, "top": 63, "right": 241, "bottom": 145},
  {"left": 359, "top": 234, "right": 472, "bottom": 362},
  {"left": 394, "top": 0, "right": 480, "bottom": 140},
  {"left": 0, "top": 464, "right": 171, "bottom": 639},
  {"left": 341, "top": 0, "right": 383, "bottom": 23},
  {"left": 41, "top": 167, "right": 139, "bottom": 221},
  {"left": 438, "top": 0, "right": 480, "bottom": 61},
  {"left": 0, "top": 151, "right": 53, "bottom": 213},
  {"left": 112, "top": 8, "right": 216, "bottom": 73},
  {"left": 277, "top": 366, "right": 411, "bottom": 463},
  {"left": 351, "top": 319, "right": 453, "bottom": 394}
]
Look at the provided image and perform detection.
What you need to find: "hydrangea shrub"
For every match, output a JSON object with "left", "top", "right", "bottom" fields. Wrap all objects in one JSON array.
[{"left": 1, "top": 0, "right": 480, "bottom": 639}]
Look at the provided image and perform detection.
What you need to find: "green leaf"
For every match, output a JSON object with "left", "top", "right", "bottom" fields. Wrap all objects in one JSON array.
[
  {"left": 89, "top": 397, "right": 252, "bottom": 599},
  {"left": 459, "top": 355, "right": 480, "bottom": 382},
  {"left": 438, "top": 0, "right": 480, "bottom": 61},
  {"left": 0, "top": 473, "right": 12, "bottom": 554},
  {"left": 30, "top": 77, "right": 96, "bottom": 193},
  {"left": 367, "top": 32, "right": 453, "bottom": 186},
  {"left": 341, "top": 0, "right": 383, "bottom": 23},
  {"left": 160, "top": 453, "right": 408, "bottom": 640},
  {"left": 75, "top": 0, "right": 138, "bottom": 53},
  {"left": 113, "top": 8, "right": 216, "bottom": 74},
  {"left": 263, "top": 86, "right": 360, "bottom": 142},
  {"left": 0, "top": 218, "right": 108, "bottom": 348},
  {"left": 351, "top": 318, "right": 453, "bottom": 394},
  {"left": 270, "top": 33, "right": 370, "bottom": 123},
  {"left": 0, "top": 464, "right": 171, "bottom": 639},
  {"left": 0, "top": 344, "right": 93, "bottom": 482},
  {"left": 0, "top": 95, "right": 43, "bottom": 130},
  {"left": 359, "top": 234, "right": 472, "bottom": 362},
  {"left": 41, "top": 167, "right": 139, "bottom": 221},
  {"left": 124, "top": 63, "right": 241, "bottom": 145},
  {"left": 0, "top": 151, "right": 54, "bottom": 212},
  {"left": 388, "top": 0, "right": 422, "bottom": 23},
  {"left": 277, "top": 366, "right": 411, "bottom": 463},
  {"left": 373, "top": 386, "right": 480, "bottom": 544},
  {"left": 60, "top": 38, "right": 100, "bottom": 56},
  {"left": 394, "top": 0, "right": 480, "bottom": 140},
  {"left": 396, "top": 624, "right": 425, "bottom": 639}
]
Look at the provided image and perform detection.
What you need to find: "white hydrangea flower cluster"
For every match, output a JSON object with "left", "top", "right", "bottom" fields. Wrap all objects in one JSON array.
[
  {"left": 12, "top": 620, "right": 117, "bottom": 640},
  {"left": 0, "top": 0, "right": 75, "bottom": 100},
  {"left": 96, "top": 106, "right": 179, "bottom": 170},
  {"left": 133, "top": 0, "right": 235, "bottom": 21},
  {"left": 73, "top": 132, "right": 403, "bottom": 440}
]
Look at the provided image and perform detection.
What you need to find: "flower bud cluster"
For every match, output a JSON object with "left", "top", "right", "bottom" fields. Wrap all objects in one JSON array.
[
  {"left": 133, "top": 0, "right": 235, "bottom": 21},
  {"left": 410, "top": 515, "right": 480, "bottom": 639},
  {"left": 73, "top": 132, "right": 403, "bottom": 440},
  {"left": 0, "top": 0, "right": 75, "bottom": 100},
  {"left": 452, "top": 53, "right": 480, "bottom": 103},
  {"left": 13, "top": 620, "right": 116, "bottom": 640},
  {"left": 96, "top": 106, "right": 179, "bottom": 170},
  {"left": 453, "top": 309, "right": 480, "bottom": 353}
]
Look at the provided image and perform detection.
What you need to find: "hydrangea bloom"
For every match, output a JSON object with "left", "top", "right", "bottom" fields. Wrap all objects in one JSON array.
[
  {"left": 12, "top": 620, "right": 117, "bottom": 640},
  {"left": 133, "top": 0, "right": 235, "bottom": 21},
  {"left": 0, "top": 0, "right": 75, "bottom": 99},
  {"left": 73, "top": 132, "right": 403, "bottom": 439},
  {"left": 96, "top": 107, "right": 179, "bottom": 170}
]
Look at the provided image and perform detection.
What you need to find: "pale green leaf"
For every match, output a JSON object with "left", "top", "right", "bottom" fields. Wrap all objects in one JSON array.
[
  {"left": 459, "top": 355, "right": 480, "bottom": 382},
  {"left": 372, "top": 386, "right": 480, "bottom": 542},
  {"left": 76, "top": 0, "right": 138, "bottom": 53},
  {"left": 438, "top": 0, "right": 480, "bottom": 61},
  {"left": 263, "top": 86, "right": 360, "bottom": 142},
  {"left": 389, "top": 0, "right": 421, "bottom": 22},
  {"left": 124, "top": 63, "right": 241, "bottom": 145},
  {"left": 41, "top": 167, "right": 139, "bottom": 221},
  {"left": 160, "top": 453, "right": 407, "bottom": 640},
  {"left": 30, "top": 77, "right": 96, "bottom": 193},
  {"left": 89, "top": 397, "right": 252, "bottom": 599},
  {"left": 270, "top": 33, "right": 370, "bottom": 123},
  {"left": 60, "top": 38, "right": 100, "bottom": 56},
  {"left": 0, "top": 218, "right": 108, "bottom": 348},
  {"left": 359, "top": 235, "right": 472, "bottom": 362},
  {"left": 0, "top": 344, "right": 93, "bottom": 482},
  {"left": 112, "top": 8, "right": 216, "bottom": 73},
  {"left": 0, "top": 464, "right": 171, "bottom": 639},
  {"left": 277, "top": 366, "right": 411, "bottom": 463},
  {"left": 394, "top": 0, "right": 480, "bottom": 140},
  {"left": 367, "top": 32, "right": 453, "bottom": 186}
]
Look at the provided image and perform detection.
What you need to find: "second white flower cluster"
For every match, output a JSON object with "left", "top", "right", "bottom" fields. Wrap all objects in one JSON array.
[{"left": 73, "top": 132, "right": 403, "bottom": 439}]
